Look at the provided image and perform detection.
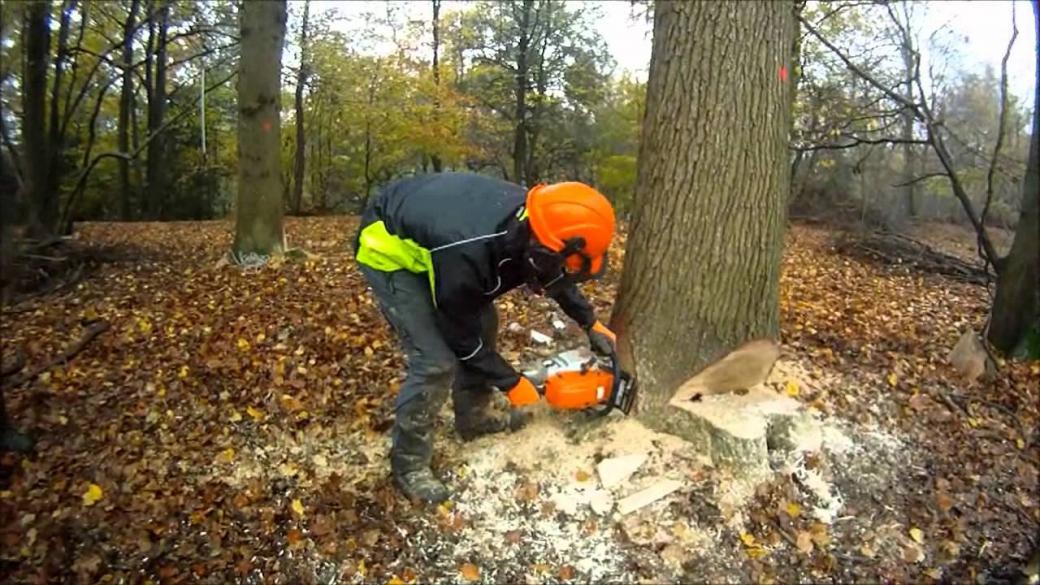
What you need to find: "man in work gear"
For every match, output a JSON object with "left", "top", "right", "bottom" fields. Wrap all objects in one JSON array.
[{"left": 353, "top": 172, "right": 617, "bottom": 503}]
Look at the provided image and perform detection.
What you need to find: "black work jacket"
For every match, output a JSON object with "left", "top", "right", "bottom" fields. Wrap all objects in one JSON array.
[{"left": 355, "top": 172, "right": 597, "bottom": 389}]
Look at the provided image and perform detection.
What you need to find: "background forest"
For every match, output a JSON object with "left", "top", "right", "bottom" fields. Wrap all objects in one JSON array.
[{"left": 0, "top": 0, "right": 1031, "bottom": 227}]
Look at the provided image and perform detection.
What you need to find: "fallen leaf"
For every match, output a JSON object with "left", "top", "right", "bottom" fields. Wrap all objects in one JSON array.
[
  {"left": 935, "top": 491, "right": 954, "bottom": 512},
  {"left": 796, "top": 530, "right": 814, "bottom": 554},
  {"left": 925, "top": 568, "right": 942, "bottom": 580},
  {"left": 459, "top": 563, "right": 480, "bottom": 582},
  {"left": 909, "top": 527, "right": 924, "bottom": 544},
  {"left": 810, "top": 522, "right": 830, "bottom": 547},
  {"left": 785, "top": 501, "right": 802, "bottom": 518},
  {"left": 903, "top": 543, "right": 924, "bottom": 563},
  {"left": 860, "top": 543, "right": 876, "bottom": 558},
  {"left": 887, "top": 372, "right": 898, "bottom": 387},
  {"left": 740, "top": 532, "right": 757, "bottom": 547},
  {"left": 785, "top": 379, "right": 799, "bottom": 396},
  {"left": 216, "top": 447, "right": 235, "bottom": 464},
  {"left": 82, "top": 483, "right": 103, "bottom": 506},
  {"left": 286, "top": 528, "right": 303, "bottom": 545},
  {"left": 246, "top": 406, "right": 265, "bottom": 421},
  {"left": 237, "top": 338, "right": 251, "bottom": 352},
  {"left": 387, "top": 578, "right": 405, "bottom": 585},
  {"left": 516, "top": 482, "right": 539, "bottom": 502},
  {"left": 362, "top": 529, "right": 380, "bottom": 546},
  {"left": 291, "top": 498, "right": 304, "bottom": 517},
  {"left": 558, "top": 564, "right": 575, "bottom": 580},
  {"left": 575, "top": 470, "right": 591, "bottom": 482}
]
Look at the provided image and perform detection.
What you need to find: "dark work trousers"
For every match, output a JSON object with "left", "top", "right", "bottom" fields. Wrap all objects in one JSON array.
[{"left": 359, "top": 265, "right": 499, "bottom": 473}]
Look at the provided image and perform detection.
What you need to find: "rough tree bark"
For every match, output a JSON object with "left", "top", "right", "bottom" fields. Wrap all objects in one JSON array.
[
  {"left": 233, "top": 0, "right": 287, "bottom": 258},
  {"left": 988, "top": 0, "right": 1039, "bottom": 354},
  {"left": 291, "top": 0, "right": 310, "bottom": 215},
  {"left": 119, "top": 0, "right": 141, "bottom": 220},
  {"left": 22, "top": 0, "right": 53, "bottom": 238},
  {"left": 611, "top": 1, "right": 794, "bottom": 416},
  {"left": 430, "top": 0, "right": 443, "bottom": 173}
]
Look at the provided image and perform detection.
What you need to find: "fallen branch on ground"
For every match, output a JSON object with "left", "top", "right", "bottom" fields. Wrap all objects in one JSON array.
[
  {"left": 835, "top": 231, "right": 991, "bottom": 284},
  {"left": 2, "top": 320, "right": 110, "bottom": 389}
]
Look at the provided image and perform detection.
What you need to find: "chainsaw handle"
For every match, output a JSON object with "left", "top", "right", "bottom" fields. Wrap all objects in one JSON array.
[{"left": 590, "top": 349, "right": 623, "bottom": 418}]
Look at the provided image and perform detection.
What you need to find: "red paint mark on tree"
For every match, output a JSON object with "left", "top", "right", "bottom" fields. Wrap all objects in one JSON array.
[{"left": 779, "top": 66, "right": 789, "bottom": 82}]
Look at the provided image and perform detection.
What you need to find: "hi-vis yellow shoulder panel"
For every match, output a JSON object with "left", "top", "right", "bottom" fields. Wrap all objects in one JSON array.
[{"left": 356, "top": 220, "right": 437, "bottom": 306}]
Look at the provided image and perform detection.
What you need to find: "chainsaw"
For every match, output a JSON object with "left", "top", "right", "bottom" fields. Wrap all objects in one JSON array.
[{"left": 522, "top": 348, "right": 637, "bottom": 416}]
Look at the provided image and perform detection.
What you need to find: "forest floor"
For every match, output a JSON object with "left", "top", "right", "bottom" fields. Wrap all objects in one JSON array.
[{"left": 0, "top": 217, "right": 1037, "bottom": 584}]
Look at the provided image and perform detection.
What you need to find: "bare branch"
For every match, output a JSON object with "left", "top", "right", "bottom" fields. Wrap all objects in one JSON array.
[
  {"left": 893, "top": 172, "right": 949, "bottom": 187},
  {"left": 60, "top": 70, "right": 238, "bottom": 230},
  {"left": 792, "top": 135, "right": 929, "bottom": 152},
  {"left": 982, "top": 6, "right": 1018, "bottom": 228},
  {"left": 798, "top": 11, "right": 1002, "bottom": 270},
  {"left": 799, "top": 15, "right": 920, "bottom": 117}
]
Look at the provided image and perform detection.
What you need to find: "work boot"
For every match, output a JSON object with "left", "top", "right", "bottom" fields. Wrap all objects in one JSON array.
[
  {"left": 392, "top": 466, "right": 450, "bottom": 504},
  {"left": 456, "top": 408, "right": 529, "bottom": 442},
  {"left": 390, "top": 381, "right": 451, "bottom": 504}
]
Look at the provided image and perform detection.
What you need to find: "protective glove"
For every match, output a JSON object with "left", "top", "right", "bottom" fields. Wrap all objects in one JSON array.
[
  {"left": 587, "top": 321, "right": 616, "bottom": 356},
  {"left": 506, "top": 376, "right": 540, "bottom": 407}
]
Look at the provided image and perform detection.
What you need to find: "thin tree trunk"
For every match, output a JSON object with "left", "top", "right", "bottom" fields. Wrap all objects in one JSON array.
[
  {"left": 119, "top": 0, "right": 140, "bottom": 220},
  {"left": 431, "top": 0, "right": 443, "bottom": 172},
  {"left": 528, "top": 2, "right": 550, "bottom": 184},
  {"left": 900, "top": 30, "right": 917, "bottom": 219},
  {"left": 48, "top": 0, "right": 75, "bottom": 207},
  {"left": 611, "top": 1, "right": 794, "bottom": 413},
  {"left": 233, "top": 0, "right": 287, "bottom": 258},
  {"left": 321, "top": 126, "right": 330, "bottom": 210},
  {"left": 291, "top": 0, "right": 310, "bottom": 215},
  {"left": 988, "top": 0, "right": 1039, "bottom": 353},
  {"left": 22, "top": 0, "right": 53, "bottom": 238},
  {"left": 146, "top": 1, "right": 169, "bottom": 219},
  {"left": 512, "top": 0, "right": 534, "bottom": 186},
  {"left": 131, "top": 85, "right": 143, "bottom": 192}
]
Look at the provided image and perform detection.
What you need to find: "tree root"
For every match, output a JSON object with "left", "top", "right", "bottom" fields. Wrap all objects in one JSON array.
[
  {"left": 2, "top": 320, "right": 109, "bottom": 390},
  {"left": 1, "top": 349, "right": 26, "bottom": 378}
]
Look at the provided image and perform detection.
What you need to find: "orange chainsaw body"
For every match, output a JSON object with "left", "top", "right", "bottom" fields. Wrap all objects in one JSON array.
[
  {"left": 524, "top": 349, "right": 637, "bottom": 415},
  {"left": 543, "top": 368, "right": 614, "bottom": 410}
]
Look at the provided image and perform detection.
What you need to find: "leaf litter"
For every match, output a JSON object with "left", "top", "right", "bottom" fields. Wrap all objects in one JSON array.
[{"left": 0, "top": 218, "right": 1035, "bottom": 583}]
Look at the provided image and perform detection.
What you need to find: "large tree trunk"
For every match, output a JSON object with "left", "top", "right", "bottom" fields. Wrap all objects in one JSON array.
[
  {"left": 146, "top": 1, "right": 169, "bottom": 219},
  {"left": 233, "top": 0, "right": 287, "bottom": 257},
  {"left": 22, "top": 0, "right": 53, "bottom": 238},
  {"left": 119, "top": 0, "right": 140, "bottom": 220},
  {"left": 430, "top": 0, "right": 443, "bottom": 173},
  {"left": 988, "top": 1, "right": 1039, "bottom": 354},
  {"left": 611, "top": 1, "right": 794, "bottom": 416},
  {"left": 291, "top": 0, "right": 310, "bottom": 215},
  {"left": 512, "top": 0, "right": 533, "bottom": 186}
]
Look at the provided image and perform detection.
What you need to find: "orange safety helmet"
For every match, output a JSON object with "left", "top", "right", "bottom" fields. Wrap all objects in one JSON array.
[{"left": 526, "top": 182, "right": 616, "bottom": 280}]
